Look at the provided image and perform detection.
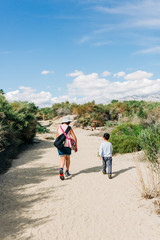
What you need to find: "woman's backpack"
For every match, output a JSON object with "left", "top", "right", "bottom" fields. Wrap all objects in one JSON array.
[{"left": 54, "top": 126, "right": 71, "bottom": 149}]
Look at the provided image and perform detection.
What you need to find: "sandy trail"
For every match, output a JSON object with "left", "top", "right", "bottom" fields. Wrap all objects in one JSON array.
[{"left": 0, "top": 128, "right": 160, "bottom": 240}]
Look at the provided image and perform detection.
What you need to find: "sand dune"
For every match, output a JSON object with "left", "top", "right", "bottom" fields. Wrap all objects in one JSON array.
[{"left": 0, "top": 128, "right": 160, "bottom": 240}]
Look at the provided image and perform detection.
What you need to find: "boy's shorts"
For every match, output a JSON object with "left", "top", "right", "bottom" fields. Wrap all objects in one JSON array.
[{"left": 58, "top": 147, "right": 71, "bottom": 156}]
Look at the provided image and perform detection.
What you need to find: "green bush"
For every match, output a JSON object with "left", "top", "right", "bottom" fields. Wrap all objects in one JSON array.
[
  {"left": 36, "top": 107, "right": 54, "bottom": 120},
  {"left": 138, "top": 124, "right": 160, "bottom": 162},
  {"left": 0, "top": 96, "right": 37, "bottom": 150},
  {"left": 0, "top": 95, "right": 38, "bottom": 172},
  {"left": 41, "top": 100, "right": 160, "bottom": 126},
  {"left": 36, "top": 124, "right": 50, "bottom": 134},
  {"left": 105, "top": 121, "right": 118, "bottom": 128},
  {"left": 10, "top": 102, "right": 37, "bottom": 143},
  {"left": 110, "top": 123, "right": 143, "bottom": 154}
]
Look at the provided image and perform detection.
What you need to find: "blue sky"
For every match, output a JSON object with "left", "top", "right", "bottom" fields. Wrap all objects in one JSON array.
[{"left": 1, "top": 0, "right": 160, "bottom": 107}]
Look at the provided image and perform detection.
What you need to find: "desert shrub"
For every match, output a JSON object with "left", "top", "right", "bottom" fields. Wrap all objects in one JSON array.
[
  {"left": 137, "top": 107, "right": 147, "bottom": 119},
  {"left": 36, "top": 107, "right": 54, "bottom": 120},
  {"left": 36, "top": 124, "right": 50, "bottom": 134},
  {"left": 138, "top": 124, "right": 160, "bottom": 162},
  {"left": 140, "top": 107, "right": 160, "bottom": 127},
  {"left": 110, "top": 123, "right": 143, "bottom": 154},
  {"left": 134, "top": 155, "right": 160, "bottom": 215},
  {"left": 105, "top": 121, "right": 118, "bottom": 128},
  {"left": 51, "top": 101, "right": 73, "bottom": 117},
  {"left": 0, "top": 129, "right": 22, "bottom": 150},
  {"left": 49, "top": 100, "right": 160, "bottom": 127},
  {"left": 10, "top": 102, "right": 37, "bottom": 143},
  {"left": 136, "top": 123, "right": 160, "bottom": 216},
  {"left": 77, "top": 115, "right": 91, "bottom": 128},
  {"left": 0, "top": 96, "right": 37, "bottom": 148},
  {"left": 0, "top": 95, "right": 38, "bottom": 172},
  {"left": 107, "top": 101, "right": 133, "bottom": 119}
]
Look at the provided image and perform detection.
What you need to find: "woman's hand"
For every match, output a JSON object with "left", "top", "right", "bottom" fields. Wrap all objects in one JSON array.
[{"left": 75, "top": 147, "right": 78, "bottom": 152}]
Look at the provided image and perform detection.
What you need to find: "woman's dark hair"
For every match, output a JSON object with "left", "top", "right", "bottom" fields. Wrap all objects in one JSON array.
[
  {"left": 62, "top": 121, "right": 71, "bottom": 125},
  {"left": 103, "top": 133, "right": 110, "bottom": 140}
]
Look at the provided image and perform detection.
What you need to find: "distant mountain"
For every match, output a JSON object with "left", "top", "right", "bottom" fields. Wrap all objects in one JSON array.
[{"left": 119, "top": 93, "right": 160, "bottom": 102}]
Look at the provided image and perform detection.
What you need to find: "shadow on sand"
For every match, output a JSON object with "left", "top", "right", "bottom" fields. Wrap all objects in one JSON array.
[
  {"left": 71, "top": 166, "right": 135, "bottom": 179},
  {"left": 112, "top": 166, "right": 135, "bottom": 178},
  {"left": 0, "top": 139, "right": 61, "bottom": 239},
  {"left": 71, "top": 166, "right": 102, "bottom": 178}
]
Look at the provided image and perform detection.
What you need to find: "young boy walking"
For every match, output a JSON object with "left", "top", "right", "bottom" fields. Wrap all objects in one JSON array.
[{"left": 99, "top": 133, "right": 113, "bottom": 179}]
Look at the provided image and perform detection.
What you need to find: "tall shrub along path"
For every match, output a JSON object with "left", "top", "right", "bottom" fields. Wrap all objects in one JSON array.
[{"left": 0, "top": 129, "right": 160, "bottom": 240}]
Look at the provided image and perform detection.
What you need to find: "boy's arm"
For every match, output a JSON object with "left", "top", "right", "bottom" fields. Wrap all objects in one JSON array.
[
  {"left": 99, "top": 144, "right": 102, "bottom": 160},
  {"left": 111, "top": 143, "right": 113, "bottom": 154}
]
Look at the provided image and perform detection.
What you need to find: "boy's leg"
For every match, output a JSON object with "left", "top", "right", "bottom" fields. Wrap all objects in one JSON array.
[
  {"left": 102, "top": 157, "right": 107, "bottom": 174},
  {"left": 107, "top": 157, "right": 112, "bottom": 178}
]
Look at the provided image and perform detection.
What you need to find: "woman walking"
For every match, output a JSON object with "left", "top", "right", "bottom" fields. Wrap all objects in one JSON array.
[{"left": 56, "top": 116, "right": 78, "bottom": 180}]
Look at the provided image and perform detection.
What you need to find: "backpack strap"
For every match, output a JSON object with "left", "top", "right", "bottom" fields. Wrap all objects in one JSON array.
[{"left": 60, "top": 126, "right": 71, "bottom": 140}]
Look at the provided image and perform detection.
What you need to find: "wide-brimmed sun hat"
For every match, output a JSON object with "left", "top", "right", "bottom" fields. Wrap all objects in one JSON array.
[{"left": 62, "top": 116, "right": 72, "bottom": 123}]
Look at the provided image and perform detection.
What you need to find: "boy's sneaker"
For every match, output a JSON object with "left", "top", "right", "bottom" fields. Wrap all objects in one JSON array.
[
  {"left": 102, "top": 170, "right": 106, "bottom": 174},
  {"left": 59, "top": 169, "right": 65, "bottom": 180},
  {"left": 65, "top": 170, "right": 70, "bottom": 177},
  {"left": 108, "top": 174, "right": 112, "bottom": 179}
]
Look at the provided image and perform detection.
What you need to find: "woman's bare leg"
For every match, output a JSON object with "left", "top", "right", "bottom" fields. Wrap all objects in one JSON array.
[
  {"left": 59, "top": 156, "right": 66, "bottom": 180},
  {"left": 60, "top": 156, "right": 66, "bottom": 169},
  {"left": 66, "top": 155, "right": 70, "bottom": 171}
]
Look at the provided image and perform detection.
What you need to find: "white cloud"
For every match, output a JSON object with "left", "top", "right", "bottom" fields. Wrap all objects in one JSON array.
[
  {"left": 101, "top": 71, "right": 111, "bottom": 77},
  {"left": 95, "top": 1, "right": 160, "bottom": 20},
  {"left": 67, "top": 70, "right": 160, "bottom": 103},
  {"left": 135, "top": 18, "right": 160, "bottom": 28},
  {"left": 78, "top": 1, "right": 160, "bottom": 50},
  {"left": 5, "top": 70, "right": 160, "bottom": 107},
  {"left": 113, "top": 72, "right": 125, "bottom": 78},
  {"left": 41, "top": 70, "right": 54, "bottom": 75},
  {"left": 89, "top": 0, "right": 160, "bottom": 52},
  {"left": 66, "top": 70, "right": 83, "bottom": 77},
  {"left": 5, "top": 86, "right": 77, "bottom": 107},
  {"left": 51, "top": 95, "right": 77, "bottom": 104},
  {"left": 78, "top": 36, "right": 90, "bottom": 44},
  {"left": 124, "top": 70, "right": 153, "bottom": 81},
  {"left": 135, "top": 46, "right": 160, "bottom": 54},
  {"left": 5, "top": 87, "right": 55, "bottom": 108},
  {"left": 92, "top": 41, "right": 111, "bottom": 47}
]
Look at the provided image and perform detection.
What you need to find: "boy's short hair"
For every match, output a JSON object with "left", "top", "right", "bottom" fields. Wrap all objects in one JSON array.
[{"left": 103, "top": 133, "right": 110, "bottom": 140}]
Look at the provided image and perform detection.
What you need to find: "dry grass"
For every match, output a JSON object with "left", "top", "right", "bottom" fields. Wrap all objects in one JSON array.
[
  {"left": 154, "top": 200, "right": 160, "bottom": 215},
  {"left": 134, "top": 156, "right": 160, "bottom": 214}
]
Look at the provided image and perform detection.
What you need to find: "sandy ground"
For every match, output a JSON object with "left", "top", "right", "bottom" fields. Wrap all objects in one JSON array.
[{"left": 0, "top": 126, "right": 160, "bottom": 240}]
